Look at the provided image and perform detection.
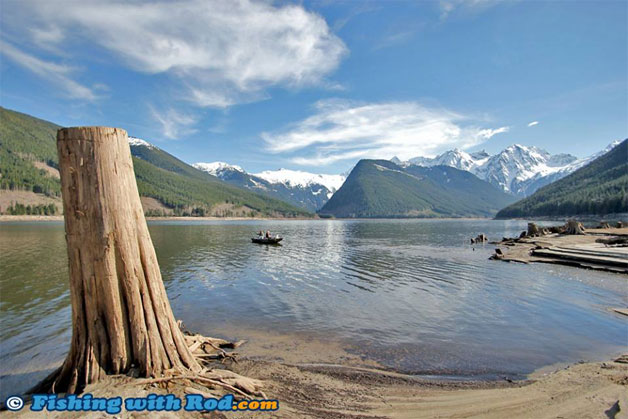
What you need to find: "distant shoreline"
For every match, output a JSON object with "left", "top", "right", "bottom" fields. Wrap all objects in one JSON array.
[
  {"left": 0, "top": 215, "right": 315, "bottom": 222},
  {"left": 0, "top": 214, "right": 503, "bottom": 223},
  {"left": 6, "top": 214, "right": 620, "bottom": 223}
]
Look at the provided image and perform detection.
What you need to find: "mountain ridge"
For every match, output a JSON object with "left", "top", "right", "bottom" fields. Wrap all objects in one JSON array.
[
  {"left": 403, "top": 142, "right": 620, "bottom": 197},
  {"left": 319, "top": 159, "right": 516, "bottom": 218},
  {"left": 193, "top": 162, "right": 345, "bottom": 211},
  {"left": 495, "top": 139, "right": 628, "bottom": 218},
  {"left": 0, "top": 107, "right": 311, "bottom": 217}
]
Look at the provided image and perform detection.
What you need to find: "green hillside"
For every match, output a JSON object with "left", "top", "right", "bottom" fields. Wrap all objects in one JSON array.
[
  {"left": 0, "top": 107, "right": 310, "bottom": 217},
  {"left": 131, "top": 145, "right": 310, "bottom": 217},
  {"left": 0, "top": 107, "right": 61, "bottom": 196},
  {"left": 495, "top": 139, "right": 628, "bottom": 218},
  {"left": 131, "top": 141, "right": 212, "bottom": 181},
  {"left": 319, "top": 160, "right": 515, "bottom": 218}
]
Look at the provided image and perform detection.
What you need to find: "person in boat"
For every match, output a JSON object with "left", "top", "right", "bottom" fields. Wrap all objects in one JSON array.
[
  {"left": 258, "top": 230, "right": 264, "bottom": 237},
  {"left": 265, "top": 230, "right": 271, "bottom": 238}
]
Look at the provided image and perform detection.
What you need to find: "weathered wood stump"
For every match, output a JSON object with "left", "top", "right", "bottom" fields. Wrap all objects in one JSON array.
[
  {"left": 564, "top": 219, "right": 585, "bottom": 235},
  {"left": 527, "top": 222, "right": 540, "bottom": 237},
  {"left": 470, "top": 233, "right": 488, "bottom": 244},
  {"left": 548, "top": 225, "right": 566, "bottom": 234},
  {"left": 35, "top": 127, "right": 200, "bottom": 394}
]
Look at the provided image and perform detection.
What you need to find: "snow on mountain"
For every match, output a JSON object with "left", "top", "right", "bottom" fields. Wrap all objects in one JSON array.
[
  {"left": 404, "top": 141, "right": 621, "bottom": 197},
  {"left": 128, "top": 136, "right": 155, "bottom": 149},
  {"left": 192, "top": 161, "right": 244, "bottom": 176},
  {"left": 254, "top": 169, "right": 346, "bottom": 196},
  {"left": 193, "top": 163, "right": 346, "bottom": 210},
  {"left": 547, "top": 153, "right": 578, "bottom": 167}
]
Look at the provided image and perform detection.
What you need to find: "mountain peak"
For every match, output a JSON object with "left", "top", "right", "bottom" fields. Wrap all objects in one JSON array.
[
  {"left": 254, "top": 168, "right": 345, "bottom": 192},
  {"left": 193, "top": 161, "right": 244, "bottom": 175},
  {"left": 406, "top": 142, "right": 609, "bottom": 197},
  {"left": 128, "top": 136, "right": 155, "bottom": 149}
]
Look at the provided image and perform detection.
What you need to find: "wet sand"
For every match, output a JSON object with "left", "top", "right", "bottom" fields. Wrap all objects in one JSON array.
[
  {"left": 4, "top": 330, "right": 627, "bottom": 418},
  {"left": 5, "top": 357, "right": 626, "bottom": 418}
]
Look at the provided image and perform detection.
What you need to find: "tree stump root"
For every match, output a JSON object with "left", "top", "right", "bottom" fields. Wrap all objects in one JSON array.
[{"left": 31, "top": 327, "right": 264, "bottom": 400}]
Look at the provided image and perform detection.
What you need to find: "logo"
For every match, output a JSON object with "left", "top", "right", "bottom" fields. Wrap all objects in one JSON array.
[{"left": 5, "top": 396, "right": 24, "bottom": 411}]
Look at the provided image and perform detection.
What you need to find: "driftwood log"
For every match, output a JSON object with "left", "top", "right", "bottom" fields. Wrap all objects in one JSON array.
[{"left": 32, "top": 127, "right": 262, "bottom": 398}]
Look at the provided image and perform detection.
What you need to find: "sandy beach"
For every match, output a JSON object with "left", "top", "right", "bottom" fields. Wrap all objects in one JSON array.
[
  {"left": 5, "top": 352, "right": 626, "bottom": 418},
  {"left": 3, "top": 327, "right": 627, "bottom": 417}
]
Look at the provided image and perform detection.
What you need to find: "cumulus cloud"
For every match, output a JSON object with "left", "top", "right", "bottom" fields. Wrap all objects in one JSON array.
[
  {"left": 4, "top": 0, "right": 347, "bottom": 108},
  {"left": 0, "top": 40, "right": 97, "bottom": 101},
  {"left": 527, "top": 121, "right": 539, "bottom": 127},
  {"left": 262, "top": 99, "right": 509, "bottom": 166},
  {"left": 149, "top": 106, "right": 198, "bottom": 140}
]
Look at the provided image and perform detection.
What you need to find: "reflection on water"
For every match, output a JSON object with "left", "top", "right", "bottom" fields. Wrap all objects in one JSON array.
[{"left": 1, "top": 219, "right": 626, "bottom": 396}]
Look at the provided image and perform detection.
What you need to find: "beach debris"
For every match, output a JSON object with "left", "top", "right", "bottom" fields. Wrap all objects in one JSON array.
[
  {"left": 614, "top": 354, "right": 628, "bottom": 363},
  {"left": 547, "top": 225, "right": 566, "bottom": 234},
  {"left": 527, "top": 222, "right": 540, "bottom": 237},
  {"left": 490, "top": 248, "right": 505, "bottom": 260},
  {"left": 596, "top": 237, "right": 628, "bottom": 247},
  {"left": 470, "top": 233, "right": 488, "bottom": 244},
  {"left": 132, "top": 325, "right": 264, "bottom": 399},
  {"left": 611, "top": 308, "right": 628, "bottom": 317},
  {"left": 564, "top": 219, "right": 585, "bottom": 235},
  {"left": 489, "top": 220, "right": 628, "bottom": 273}
]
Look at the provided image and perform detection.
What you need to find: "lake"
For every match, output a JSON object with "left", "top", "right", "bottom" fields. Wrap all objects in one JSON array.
[{"left": 1, "top": 219, "right": 626, "bottom": 398}]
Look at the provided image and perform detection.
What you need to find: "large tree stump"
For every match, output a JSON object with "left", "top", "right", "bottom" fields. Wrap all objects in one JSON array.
[
  {"left": 36, "top": 127, "right": 200, "bottom": 394},
  {"left": 527, "top": 222, "right": 540, "bottom": 237},
  {"left": 564, "top": 219, "right": 585, "bottom": 235}
]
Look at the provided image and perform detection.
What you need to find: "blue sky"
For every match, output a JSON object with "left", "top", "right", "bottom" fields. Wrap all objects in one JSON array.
[{"left": 1, "top": 0, "right": 626, "bottom": 174}]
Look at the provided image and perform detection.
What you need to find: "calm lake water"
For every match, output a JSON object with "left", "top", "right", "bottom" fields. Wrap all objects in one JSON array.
[{"left": 1, "top": 219, "right": 626, "bottom": 397}]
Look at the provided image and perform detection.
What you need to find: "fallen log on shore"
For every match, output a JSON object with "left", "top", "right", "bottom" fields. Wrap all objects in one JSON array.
[{"left": 490, "top": 223, "right": 628, "bottom": 274}]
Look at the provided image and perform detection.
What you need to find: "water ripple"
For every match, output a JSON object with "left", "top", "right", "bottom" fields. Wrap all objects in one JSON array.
[{"left": 1, "top": 219, "right": 626, "bottom": 396}]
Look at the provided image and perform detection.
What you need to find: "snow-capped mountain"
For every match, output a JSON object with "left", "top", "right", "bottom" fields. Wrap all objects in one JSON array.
[
  {"left": 193, "top": 161, "right": 244, "bottom": 176},
  {"left": 128, "top": 138, "right": 345, "bottom": 213},
  {"left": 254, "top": 169, "right": 345, "bottom": 198},
  {"left": 193, "top": 163, "right": 346, "bottom": 212},
  {"left": 405, "top": 141, "right": 622, "bottom": 197},
  {"left": 128, "top": 136, "right": 155, "bottom": 149}
]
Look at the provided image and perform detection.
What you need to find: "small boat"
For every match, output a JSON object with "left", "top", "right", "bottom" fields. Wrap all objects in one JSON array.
[{"left": 251, "top": 236, "right": 283, "bottom": 244}]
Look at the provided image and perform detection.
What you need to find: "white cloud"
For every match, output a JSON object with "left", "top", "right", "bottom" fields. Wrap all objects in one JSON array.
[
  {"left": 6, "top": 0, "right": 347, "bottom": 108},
  {"left": 439, "top": 0, "right": 504, "bottom": 20},
  {"left": 30, "top": 26, "right": 65, "bottom": 50},
  {"left": 527, "top": 121, "right": 539, "bottom": 127},
  {"left": 262, "top": 99, "right": 509, "bottom": 166},
  {"left": 373, "top": 29, "right": 416, "bottom": 51},
  {"left": 149, "top": 106, "right": 198, "bottom": 140},
  {"left": 0, "top": 40, "right": 98, "bottom": 101}
]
